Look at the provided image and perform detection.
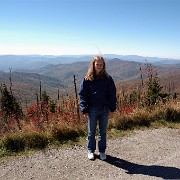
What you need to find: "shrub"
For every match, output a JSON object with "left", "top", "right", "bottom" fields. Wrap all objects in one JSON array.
[
  {"left": 110, "top": 109, "right": 151, "bottom": 130},
  {"left": 2, "top": 133, "right": 25, "bottom": 152},
  {"left": 165, "top": 107, "right": 180, "bottom": 123},
  {"left": 131, "top": 110, "right": 151, "bottom": 127},
  {"left": 24, "top": 132, "right": 49, "bottom": 149},
  {"left": 1, "top": 132, "right": 50, "bottom": 152},
  {"left": 51, "top": 126, "right": 81, "bottom": 143}
]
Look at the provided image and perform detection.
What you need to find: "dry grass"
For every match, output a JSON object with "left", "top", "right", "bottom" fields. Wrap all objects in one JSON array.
[
  {"left": 0, "top": 100, "right": 179, "bottom": 158},
  {"left": 109, "top": 101, "right": 180, "bottom": 131}
]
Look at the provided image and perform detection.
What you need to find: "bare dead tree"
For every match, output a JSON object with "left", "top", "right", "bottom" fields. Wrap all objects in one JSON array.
[
  {"left": 9, "top": 68, "right": 13, "bottom": 95},
  {"left": 139, "top": 65, "right": 144, "bottom": 87},
  {"left": 58, "top": 89, "right": 60, "bottom": 101},
  {"left": 73, "top": 75, "right": 80, "bottom": 121}
]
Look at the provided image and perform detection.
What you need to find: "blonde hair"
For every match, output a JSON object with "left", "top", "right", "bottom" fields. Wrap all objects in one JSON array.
[{"left": 85, "top": 56, "right": 109, "bottom": 81}]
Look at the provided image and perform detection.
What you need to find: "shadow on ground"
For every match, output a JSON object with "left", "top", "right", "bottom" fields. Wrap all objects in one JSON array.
[{"left": 106, "top": 155, "right": 180, "bottom": 179}]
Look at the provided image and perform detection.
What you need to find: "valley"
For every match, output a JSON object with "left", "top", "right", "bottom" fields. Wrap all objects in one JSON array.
[{"left": 0, "top": 56, "right": 180, "bottom": 107}]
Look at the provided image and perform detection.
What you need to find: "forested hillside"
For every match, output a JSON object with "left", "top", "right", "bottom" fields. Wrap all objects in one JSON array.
[{"left": 0, "top": 58, "right": 180, "bottom": 106}]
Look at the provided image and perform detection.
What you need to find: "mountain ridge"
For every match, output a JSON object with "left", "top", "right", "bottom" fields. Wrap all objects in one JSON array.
[
  {"left": 0, "top": 58, "right": 179, "bottom": 107},
  {"left": 0, "top": 54, "right": 180, "bottom": 72}
]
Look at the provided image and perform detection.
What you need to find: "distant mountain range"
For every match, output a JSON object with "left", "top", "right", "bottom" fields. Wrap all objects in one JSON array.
[
  {"left": 1, "top": 57, "right": 180, "bottom": 107},
  {"left": 0, "top": 54, "right": 180, "bottom": 71}
]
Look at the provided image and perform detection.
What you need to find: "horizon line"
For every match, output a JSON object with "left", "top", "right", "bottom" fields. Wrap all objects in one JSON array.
[{"left": 0, "top": 53, "right": 179, "bottom": 60}]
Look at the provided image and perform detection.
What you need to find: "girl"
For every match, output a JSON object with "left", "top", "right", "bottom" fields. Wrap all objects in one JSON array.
[{"left": 79, "top": 56, "right": 116, "bottom": 160}]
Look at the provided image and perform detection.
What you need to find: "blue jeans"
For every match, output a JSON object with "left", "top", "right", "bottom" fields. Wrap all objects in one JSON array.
[{"left": 88, "top": 107, "right": 109, "bottom": 153}]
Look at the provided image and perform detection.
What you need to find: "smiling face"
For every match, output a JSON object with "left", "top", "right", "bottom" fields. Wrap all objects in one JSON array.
[{"left": 94, "top": 60, "right": 104, "bottom": 75}]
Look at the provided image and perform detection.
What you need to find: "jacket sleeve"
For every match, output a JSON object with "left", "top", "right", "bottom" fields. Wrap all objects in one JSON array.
[
  {"left": 108, "top": 76, "right": 117, "bottom": 112},
  {"left": 79, "top": 78, "right": 89, "bottom": 113}
]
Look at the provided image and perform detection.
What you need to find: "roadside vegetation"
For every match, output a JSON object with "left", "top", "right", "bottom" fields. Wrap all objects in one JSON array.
[{"left": 0, "top": 62, "right": 179, "bottom": 158}]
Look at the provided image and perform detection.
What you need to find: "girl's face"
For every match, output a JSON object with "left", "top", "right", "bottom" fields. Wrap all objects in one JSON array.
[{"left": 94, "top": 60, "right": 103, "bottom": 75}]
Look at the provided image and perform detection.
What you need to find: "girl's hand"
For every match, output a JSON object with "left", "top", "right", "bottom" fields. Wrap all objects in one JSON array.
[{"left": 83, "top": 113, "right": 89, "bottom": 118}]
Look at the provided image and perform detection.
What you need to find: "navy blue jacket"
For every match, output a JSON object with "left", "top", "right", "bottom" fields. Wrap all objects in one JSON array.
[{"left": 79, "top": 76, "right": 116, "bottom": 113}]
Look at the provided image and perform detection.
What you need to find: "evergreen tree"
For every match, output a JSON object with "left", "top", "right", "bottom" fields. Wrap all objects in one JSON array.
[
  {"left": 0, "top": 84, "right": 23, "bottom": 130},
  {"left": 145, "top": 75, "right": 163, "bottom": 106},
  {"left": 41, "top": 90, "right": 49, "bottom": 105},
  {"left": 140, "top": 61, "right": 166, "bottom": 106},
  {"left": 49, "top": 100, "right": 56, "bottom": 113}
]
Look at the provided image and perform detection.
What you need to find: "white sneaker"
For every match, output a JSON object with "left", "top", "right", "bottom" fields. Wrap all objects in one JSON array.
[
  {"left": 88, "top": 153, "right": 94, "bottom": 160},
  {"left": 99, "top": 152, "right": 106, "bottom": 160}
]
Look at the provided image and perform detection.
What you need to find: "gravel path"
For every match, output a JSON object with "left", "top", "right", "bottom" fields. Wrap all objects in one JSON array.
[{"left": 0, "top": 128, "right": 180, "bottom": 180}]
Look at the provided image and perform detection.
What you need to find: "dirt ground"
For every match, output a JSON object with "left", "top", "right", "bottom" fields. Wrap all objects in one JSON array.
[{"left": 0, "top": 128, "right": 180, "bottom": 180}]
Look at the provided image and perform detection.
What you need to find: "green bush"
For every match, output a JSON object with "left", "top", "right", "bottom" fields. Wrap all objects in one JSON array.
[
  {"left": 110, "top": 110, "right": 151, "bottom": 130},
  {"left": 3, "top": 134, "right": 25, "bottom": 152},
  {"left": 51, "top": 126, "right": 81, "bottom": 143},
  {"left": 113, "top": 115, "right": 133, "bottom": 130},
  {"left": 1, "top": 132, "right": 50, "bottom": 153},
  {"left": 165, "top": 107, "right": 180, "bottom": 123},
  {"left": 24, "top": 132, "right": 49, "bottom": 149}
]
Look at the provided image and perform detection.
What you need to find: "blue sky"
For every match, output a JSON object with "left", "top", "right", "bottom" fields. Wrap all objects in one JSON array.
[{"left": 0, "top": 0, "right": 180, "bottom": 59}]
